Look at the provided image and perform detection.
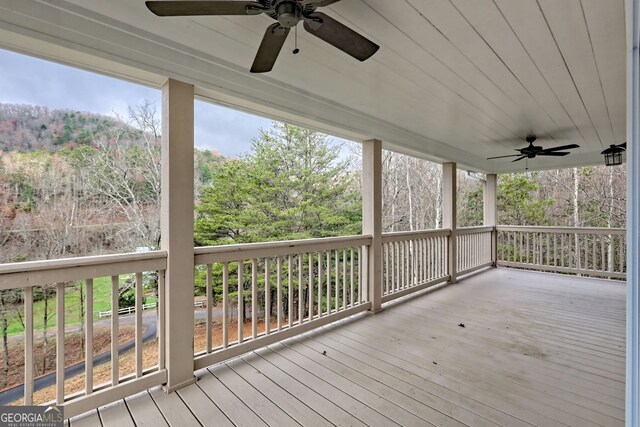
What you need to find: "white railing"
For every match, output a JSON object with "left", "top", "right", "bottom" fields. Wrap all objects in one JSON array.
[
  {"left": 98, "top": 300, "right": 205, "bottom": 318},
  {"left": 457, "top": 226, "right": 494, "bottom": 275},
  {"left": 497, "top": 226, "right": 626, "bottom": 279},
  {"left": 0, "top": 251, "right": 167, "bottom": 419},
  {"left": 381, "top": 229, "right": 451, "bottom": 303},
  {"left": 192, "top": 235, "right": 372, "bottom": 369},
  {"left": 98, "top": 302, "right": 157, "bottom": 319},
  {"left": 2, "top": 225, "right": 627, "bottom": 420}
]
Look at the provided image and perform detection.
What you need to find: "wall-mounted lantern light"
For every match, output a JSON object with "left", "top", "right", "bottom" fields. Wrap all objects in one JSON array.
[{"left": 601, "top": 142, "right": 627, "bottom": 166}]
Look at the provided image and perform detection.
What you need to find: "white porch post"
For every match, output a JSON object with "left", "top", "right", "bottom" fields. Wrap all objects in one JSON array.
[
  {"left": 627, "top": 0, "right": 640, "bottom": 424},
  {"left": 484, "top": 174, "right": 498, "bottom": 266},
  {"left": 161, "top": 79, "right": 196, "bottom": 392},
  {"left": 443, "top": 163, "right": 457, "bottom": 283},
  {"left": 362, "top": 139, "right": 383, "bottom": 313}
]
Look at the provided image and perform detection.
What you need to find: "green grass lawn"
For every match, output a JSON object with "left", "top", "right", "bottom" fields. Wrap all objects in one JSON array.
[{"left": 6, "top": 276, "right": 156, "bottom": 337}]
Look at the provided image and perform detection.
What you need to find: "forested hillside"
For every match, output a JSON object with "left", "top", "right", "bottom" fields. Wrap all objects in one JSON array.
[
  {"left": 0, "top": 104, "right": 135, "bottom": 152},
  {"left": 0, "top": 101, "right": 627, "bottom": 266}
]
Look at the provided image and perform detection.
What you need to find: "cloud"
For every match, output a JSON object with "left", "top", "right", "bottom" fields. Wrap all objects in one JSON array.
[
  {"left": 195, "top": 101, "right": 272, "bottom": 156},
  {"left": 0, "top": 48, "right": 272, "bottom": 156}
]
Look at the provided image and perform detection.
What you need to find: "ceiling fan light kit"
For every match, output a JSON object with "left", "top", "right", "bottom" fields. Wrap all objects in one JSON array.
[{"left": 146, "top": 0, "right": 380, "bottom": 73}]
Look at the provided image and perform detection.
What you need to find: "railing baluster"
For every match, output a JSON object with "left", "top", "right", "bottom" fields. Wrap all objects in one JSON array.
[
  {"left": 343, "top": 249, "right": 347, "bottom": 310},
  {"left": 288, "top": 255, "right": 294, "bottom": 328},
  {"left": 358, "top": 247, "right": 363, "bottom": 304},
  {"left": 299, "top": 254, "right": 304, "bottom": 325},
  {"left": 620, "top": 236, "right": 625, "bottom": 273},
  {"left": 390, "top": 242, "right": 395, "bottom": 292},
  {"left": 238, "top": 263, "right": 244, "bottom": 342},
  {"left": 222, "top": 262, "right": 229, "bottom": 349},
  {"left": 264, "top": 258, "right": 270, "bottom": 336},
  {"left": 135, "top": 272, "right": 143, "bottom": 376},
  {"left": 601, "top": 235, "right": 606, "bottom": 272},
  {"left": 253, "top": 259, "right": 259, "bottom": 337},
  {"left": 308, "top": 254, "right": 314, "bottom": 320},
  {"left": 158, "top": 270, "right": 165, "bottom": 370},
  {"left": 334, "top": 250, "right": 339, "bottom": 312},
  {"left": 384, "top": 243, "right": 389, "bottom": 295},
  {"left": 326, "top": 251, "right": 331, "bottom": 315},
  {"left": 350, "top": 249, "right": 355, "bottom": 307},
  {"left": 84, "top": 279, "right": 93, "bottom": 395},
  {"left": 24, "top": 286, "right": 33, "bottom": 405},
  {"left": 110, "top": 276, "right": 119, "bottom": 387},
  {"left": 206, "top": 264, "right": 213, "bottom": 354},
  {"left": 276, "top": 256, "right": 283, "bottom": 331},
  {"left": 56, "top": 282, "right": 65, "bottom": 405},
  {"left": 318, "top": 251, "right": 323, "bottom": 318}
]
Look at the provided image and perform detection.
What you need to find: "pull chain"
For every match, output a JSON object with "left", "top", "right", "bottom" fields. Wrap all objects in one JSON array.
[{"left": 293, "top": 25, "right": 300, "bottom": 54}]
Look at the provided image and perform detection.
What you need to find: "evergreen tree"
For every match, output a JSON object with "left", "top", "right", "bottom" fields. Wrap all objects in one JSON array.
[{"left": 194, "top": 122, "right": 361, "bottom": 245}]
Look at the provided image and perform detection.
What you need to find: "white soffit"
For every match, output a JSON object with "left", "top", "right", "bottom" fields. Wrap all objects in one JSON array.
[{"left": 0, "top": 0, "right": 626, "bottom": 173}]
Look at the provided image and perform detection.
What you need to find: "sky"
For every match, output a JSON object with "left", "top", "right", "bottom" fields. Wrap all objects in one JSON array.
[{"left": 0, "top": 48, "right": 273, "bottom": 157}]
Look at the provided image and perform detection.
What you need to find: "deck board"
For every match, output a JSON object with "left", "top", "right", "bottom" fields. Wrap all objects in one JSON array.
[{"left": 79, "top": 268, "right": 625, "bottom": 426}]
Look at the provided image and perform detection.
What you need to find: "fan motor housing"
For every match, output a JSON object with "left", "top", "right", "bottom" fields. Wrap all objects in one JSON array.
[{"left": 265, "top": 0, "right": 316, "bottom": 27}]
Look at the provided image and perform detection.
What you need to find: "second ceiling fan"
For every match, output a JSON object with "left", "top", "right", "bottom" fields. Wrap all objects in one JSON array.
[
  {"left": 145, "top": 0, "right": 380, "bottom": 73},
  {"left": 487, "top": 135, "right": 580, "bottom": 163}
]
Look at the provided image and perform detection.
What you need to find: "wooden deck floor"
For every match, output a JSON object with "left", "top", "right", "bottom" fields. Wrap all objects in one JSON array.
[{"left": 68, "top": 268, "right": 626, "bottom": 426}]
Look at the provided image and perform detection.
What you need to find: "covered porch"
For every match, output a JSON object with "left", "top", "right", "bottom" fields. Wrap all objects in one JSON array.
[
  {"left": 0, "top": 0, "right": 637, "bottom": 425},
  {"left": 69, "top": 268, "right": 626, "bottom": 427}
]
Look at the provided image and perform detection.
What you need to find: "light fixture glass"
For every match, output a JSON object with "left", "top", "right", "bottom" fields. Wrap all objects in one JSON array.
[{"left": 602, "top": 145, "right": 624, "bottom": 166}]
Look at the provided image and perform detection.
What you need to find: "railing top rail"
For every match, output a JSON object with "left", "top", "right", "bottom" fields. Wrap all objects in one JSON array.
[
  {"left": 496, "top": 225, "right": 626, "bottom": 235},
  {"left": 194, "top": 235, "right": 372, "bottom": 264},
  {"left": 0, "top": 251, "right": 167, "bottom": 290},
  {"left": 457, "top": 226, "right": 494, "bottom": 235},
  {"left": 381, "top": 228, "right": 450, "bottom": 244}
]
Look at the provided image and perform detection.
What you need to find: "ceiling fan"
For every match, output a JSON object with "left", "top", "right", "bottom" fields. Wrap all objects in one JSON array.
[
  {"left": 487, "top": 135, "right": 580, "bottom": 163},
  {"left": 145, "top": 0, "right": 380, "bottom": 73}
]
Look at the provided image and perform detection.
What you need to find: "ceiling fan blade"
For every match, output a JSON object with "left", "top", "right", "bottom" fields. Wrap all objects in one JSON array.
[
  {"left": 539, "top": 144, "right": 580, "bottom": 153},
  {"left": 487, "top": 154, "right": 522, "bottom": 160},
  {"left": 538, "top": 152, "right": 570, "bottom": 156},
  {"left": 145, "top": 1, "right": 264, "bottom": 16},
  {"left": 303, "top": 12, "right": 379, "bottom": 61},
  {"left": 619, "top": 142, "right": 627, "bottom": 149},
  {"left": 512, "top": 156, "right": 527, "bottom": 162},
  {"left": 315, "top": 0, "right": 342, "bottom": 6},
  {"left": 251, "top": 23, "right": 290, "bottom": 73}
]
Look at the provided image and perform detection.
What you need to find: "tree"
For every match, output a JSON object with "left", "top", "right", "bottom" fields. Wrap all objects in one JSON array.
[
  {"left": 195, "top": 122, "right": 361, "bottom": 245},
  {"left": 498, "top": 173, "right": 554, "bottom": 225}
]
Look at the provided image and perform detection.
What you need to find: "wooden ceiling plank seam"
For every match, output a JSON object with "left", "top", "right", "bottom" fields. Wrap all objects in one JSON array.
[
  {"left": 491, "top": 0, "right": 591, "bottom": 150},
  {"left": 578, "top": 0, "right": 615, "bottom": 148},
  {"left": 418, "top": 0, "right": 588, "bottom": 153},
  {"left": 492, "top": 0, "right": 602, "bottom": 152},
  {"left": 188, "top": 5, "right": 511, "bottom": 146},
  {"left": 580, "top": 0, "right": 627, "bottom": 145},
  {"left": 0, "top": 0, "right": 624, "bottom": 173},
  {"left": 329, "top": 2, "right": 526, "bottom": 143},
  {"left": 449, "top": 0, "right": 579, "bottom": 139},
  {"left": 0, "top": 7, "right": 490, "bottom": 170},
  {"left": 337, "top": 1, "right": 538, "bottom": 131},
  {"left": 361, "top": 0, "right": 525, "bottom": 140},
  {"left": 536, "top": 0, "right": 604, "bottom": 149},
  {"left": 537, "top": 0, "right": 616, "bottom": 148}
]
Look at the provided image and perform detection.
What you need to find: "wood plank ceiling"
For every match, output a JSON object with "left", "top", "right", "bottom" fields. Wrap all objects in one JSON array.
[{"left": 0, "top": 0, "right": 626, "bottom": 173}]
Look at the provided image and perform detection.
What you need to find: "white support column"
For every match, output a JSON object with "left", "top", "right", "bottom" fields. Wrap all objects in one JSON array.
[
  {"left": 484, "top": 174, "right": 498, "bottom": 266},
  {"left": 627, "top": 0, "right": 639, "bottom": 424},
  {"left": 161, "top": 79, "right": 196, "bottom": 392},
  {"left": 442, "top": 163, "right": 457, "bottom": 283},
  {"left": 362, "top": 139, "right": 383, "bottom": 313}
]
